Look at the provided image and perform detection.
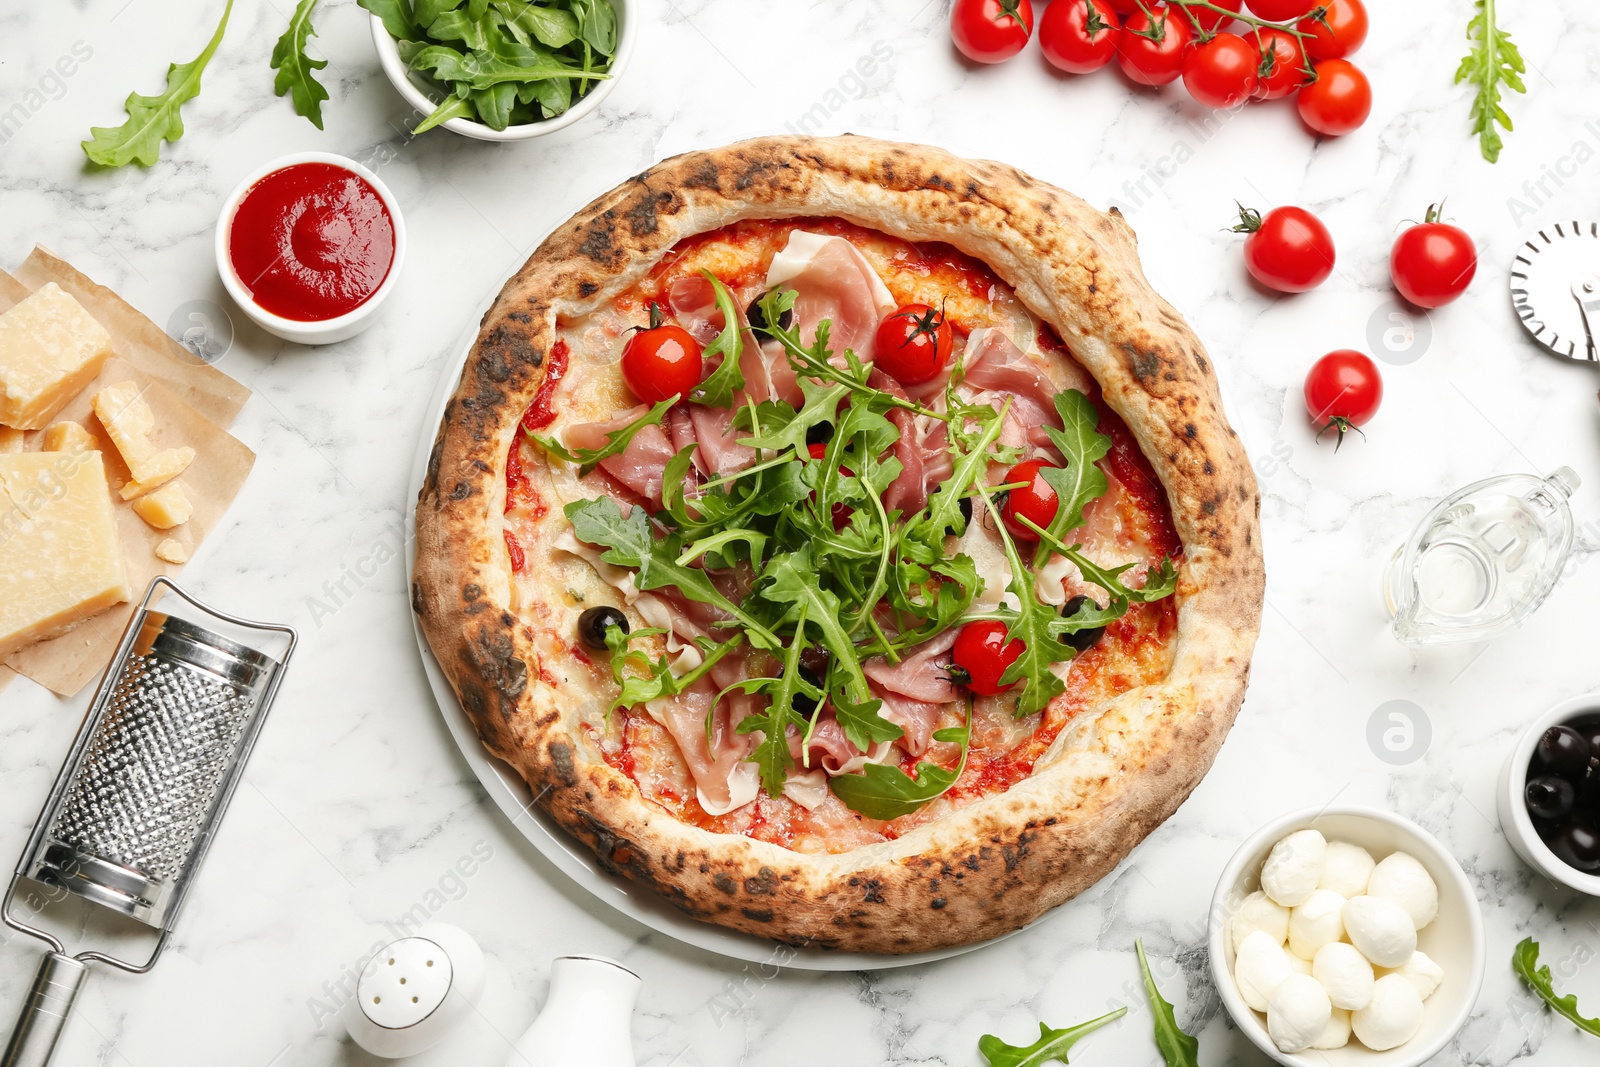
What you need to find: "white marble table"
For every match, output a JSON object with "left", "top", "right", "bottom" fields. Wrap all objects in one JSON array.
[{"left": 4, "top": 1, "right": 1600, "bottom": 1064}]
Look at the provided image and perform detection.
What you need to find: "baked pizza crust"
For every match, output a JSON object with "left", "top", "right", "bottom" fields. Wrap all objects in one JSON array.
[{"left": 413, "top": 135, "right": 1265, "bottom": 954}]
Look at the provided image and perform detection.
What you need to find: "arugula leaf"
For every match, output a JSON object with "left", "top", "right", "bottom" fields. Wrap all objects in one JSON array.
[
  {"left": 688, "top": 273, "right": 747, "bottom": 408},
  {"left": 1513, "top": 937, "right": 1600, "bottom": 1039},
  {"left": 572, "top": 0, "right": 619, "bottom": 55},
  {"left": 1136, "top": 940, "right": 1201, "bottom": 1067},
  {"left": 494, "top": 1, "right": 581, "bottom": 48},
  {"left": 604, "top": 624, "right": 741, "bottom": 715},
  {"left": 429, "top": 7, "right": 492, "bottom": 51},
  {"left": 1027, "top": 521, "right": 1179, "bottom": 606},
  {"left": 271, "top": 0, "right": 330, "bottom": 130},
  {"left": 408, "top": 43, "right": 599, "bottom": 89},
  {"left": 82, "top": 0, "right": 233, "bottom": 167},
  {"left": 565, "top": 497, "right": 781, "bottom": 649},
  {"left": 1033, "top": 390, "right": 1111, "bottom": 566},
  {"left": 359, "top": 0, "right": 422, "bottom": 40},
  {"left": 831, "top": 705, "right": 969, "bottom": 819},
  {"left": 732, "top": 606, "right": 816, "bottom": 795},
  {"left": 1456, "top": 0, "right": 1526, "bottom": 163},
  {"left": 977, "top": 1008, "right": 1127, "bottom": 1067},
  {"left": 413, "top": 92, "right": 476, "bottom": 134},
  {"left": 532, "top": 397, "right": 673, "bottom": 476}
]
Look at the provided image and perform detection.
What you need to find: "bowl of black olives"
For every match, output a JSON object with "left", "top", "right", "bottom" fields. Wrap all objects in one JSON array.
[{"left": 1497, "top": 696, "right": 1600, "bottom": 894}]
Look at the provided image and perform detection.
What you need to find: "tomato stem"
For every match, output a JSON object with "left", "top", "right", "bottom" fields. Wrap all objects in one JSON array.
[
  {"left": 1314, "top": 416, "right": 1366, "bottom": 451},
  {"left": 997, "top": 0, "right": 1027, "bottom": 28},
  {"left": 1229, "top": 202, "right": 1264, "bottom": 233}
]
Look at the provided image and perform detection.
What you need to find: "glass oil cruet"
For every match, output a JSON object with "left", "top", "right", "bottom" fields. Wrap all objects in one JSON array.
[{"left": 1384, "top": 468, "right": 1580, "bottom": 645}]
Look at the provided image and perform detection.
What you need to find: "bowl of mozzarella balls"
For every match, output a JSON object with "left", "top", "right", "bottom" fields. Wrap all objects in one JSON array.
[{"left": 1209, "top": 807, "right": 1485, "bottom": 1066}]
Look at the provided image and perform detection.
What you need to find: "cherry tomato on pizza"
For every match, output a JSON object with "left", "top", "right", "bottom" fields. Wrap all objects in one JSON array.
[
  {"left": 621, "top": 303, "right": 703, "bottom": 404},
  {"left": 1304, "top": 350, "right": 1382, "bottom": 450},
  {"left": 1233, "top": 204, "right": 1336, "bottom": 293},
  {"left": 1000, "top": 459, "right": 1062, "bottom": 542},
  {"left": 1297, "top": 59, "right": 1372, "bottom": 136},
  {"left": 1182, "top": 32, "right": 1260, "bottom": 109},
  {"left": 1299, "top": 0, "right": 1368, "bottom": 60},
  {"left": 1250, "top": 26, "right": 1309, "bottom": 100},
  {"left": 1390, "top": 204, "right": 1478, "bottom": 308},
  {"left": 873, "top": 304, "right": 955, "bottom": 385},
  {"left": 1040, "top": 0, "right": 1120, "bottom": 75},
  {"left": 951, "top": 0, "right": 1035, "bottom": 64},
  {"left": 950, "top": 620, "right": 1026, "bottom": 696},
  {"left": 1245, "top": 0, "right": 1316, "bottom": 19},
  {"left": 1116, "top": 7, "right": 1194, "bottom": 87}
]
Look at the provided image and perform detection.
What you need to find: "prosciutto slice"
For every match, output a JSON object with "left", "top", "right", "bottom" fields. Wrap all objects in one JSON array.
[
  {"left": 874, "top": 689, "right": 944, "bottom": 758},
  {"left": 564, "top": 407, "right": 675, "bottom": 505},
  {"left": 646, "top": 681, "right": 759, "bottom": 817},
  {"left": 766, "top": 231, "right": 896, "bottom": 364},
  {"left": 667, "top": 275, "right": 725, "bottom": 345},
  {"left": 864, "top": 630, "right": 960, "bottom": 705},
  {"left": 962, "top": 328, "right": 1066, "bottom": 428}
]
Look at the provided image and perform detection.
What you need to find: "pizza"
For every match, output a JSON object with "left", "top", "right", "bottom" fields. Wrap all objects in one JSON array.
[{"left": 413, "top": 135, "right": 1264, "bottom": 954}]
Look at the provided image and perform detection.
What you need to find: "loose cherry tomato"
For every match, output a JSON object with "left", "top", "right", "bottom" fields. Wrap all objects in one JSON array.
[
  {"left": 1246, "top": 0, "right": 1316, "bottom": 18},
  {"left": 1250, "top": 26, "right": 1308, "bottom": 100},
  {"left": 873, "top": 304, "right": 955, "bottom": 385},
  {"left": 1299, "top": 0, "right": 1368, "bottom": 60},
  {"left": 950, "top": 620, "right": 1026, "bottom": 696},
  {"left": 1390, "top": 204, "right": 1478, "bottom": 309},
  {"left": 621, "top": 303, "right": 703, "bottom": 404},
  {"left": 1304, "top": 349, "right": 1382, "bottom": 449},
  {"left": 1040, "top": 0, "right": 1120, "bottom": 74},
  {"left": 1297, "top": 58, "right": 1371, "bottom": 135},
  {"left": 1191, "top": 0, "right": 1245, "bottom": 32},
  {"left": 1182, "top": 32, "right": 1260, "bottom": 109},
  {"left": 1233, "top": 204, "right": 1336, "bottom": 293},
  {"left": 1116, "top": 7, "right": 1193, "bottom": 87},
  {"left": 951, "top": 0, "right": 1035, "bottom": 64},
  {"left": 1000, "top": 459, "right": 1061, "bottom": 541}
]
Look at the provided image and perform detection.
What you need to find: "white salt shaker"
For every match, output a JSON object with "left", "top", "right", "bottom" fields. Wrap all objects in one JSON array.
[
  {"left": 503, "top": 955, "right": 641, "bottom": 1067},
  {"left": 341, "top": 922, "right": 486, "bottom": 1059}
]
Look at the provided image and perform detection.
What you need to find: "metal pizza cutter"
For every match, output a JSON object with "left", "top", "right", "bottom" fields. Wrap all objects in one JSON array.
[{"left": 1511, "top": 220, "right": 1600, "bottom": 374}]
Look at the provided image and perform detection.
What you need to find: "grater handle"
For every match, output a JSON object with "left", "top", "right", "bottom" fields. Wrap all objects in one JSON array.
[{"left": 0, "top": 953, "right": 88, "bottom": 1067}]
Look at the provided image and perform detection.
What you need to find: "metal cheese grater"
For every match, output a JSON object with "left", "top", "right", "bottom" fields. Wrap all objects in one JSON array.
[{"left": 1, "top": 577, "right": 296, "bottom": 1067}]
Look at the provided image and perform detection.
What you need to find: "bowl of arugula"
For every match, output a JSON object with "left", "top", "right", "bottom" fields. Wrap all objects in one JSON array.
[{"left": 365, "top": 0, "right": 632, "bottom": 141}]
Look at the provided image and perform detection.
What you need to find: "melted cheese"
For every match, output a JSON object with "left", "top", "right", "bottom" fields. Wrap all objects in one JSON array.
[{"left": 0, "top": 284, "right": 113, "bottom": 431}]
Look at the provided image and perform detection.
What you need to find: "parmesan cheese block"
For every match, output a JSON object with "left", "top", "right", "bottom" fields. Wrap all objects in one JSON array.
[
  {"left": 131, "top": 480, "right": 192, "bottom": 530},
  {"left": 0, "top": 427, "right": 22, "bottom": 453},
  {"left": 90, "top": 380, "right": 194, "bottom": 495},
  {"left": 0, "top": 450, "right": 131, "bottom": 658},
  {"left": 0, "top": 283, "right": 113, "bottom": 430},
  {"left": 155, "top": 538, "right": 190, "bottom": 564},
  {"left": 41, "top": 420, "right": 95, "bottom": 455}
]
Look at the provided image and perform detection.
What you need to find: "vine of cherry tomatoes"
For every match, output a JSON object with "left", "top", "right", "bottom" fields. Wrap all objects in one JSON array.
[{"left": 956, "top": 0, "right": 1373, "bottom": 138}]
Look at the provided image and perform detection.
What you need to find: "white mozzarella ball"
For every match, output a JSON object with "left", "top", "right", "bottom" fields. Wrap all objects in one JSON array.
[
  {"left": 1352, "top": 974, "right": 1425, "bottom": 1051},
  {"left": 1313, "top": 942, "right": 1376, "bottom": 1010},
  {"left": 1289, "top": 889, "right": 1347, "bottom": 960},
  {"left": 1262, "top": 829, "right": 1328, "bottom": 907},
  {"left": 1286, "top": 952, "right": 1313, "bottom": 978},
  {"left": 1229, "top": 891, "right": 1291, "bottom": 955},
  {"left": 1312, "top": 1008, "right": 1353, "bottom": 1051},
  {"left": 1343, "top": 895, "right": 1417, "bottom": 968},
  {"left": 1390, "top": 951, "right": 1445, "bottom": 1001},
  {"left": 1319, "top": 841, "right": 1376, "bottom": 898},
  {"left": 1267, "top": 974, "right": 1333, "bottom": 1054},
  {"left": 1367, "top": 852, "right": 1439, "bottom": 930},
  {"left": 1234, "top": 930, "right": 1295, "bottom": 1013}
]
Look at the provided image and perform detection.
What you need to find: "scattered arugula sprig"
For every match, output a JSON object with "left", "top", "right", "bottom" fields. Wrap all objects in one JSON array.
[
  {"left": 1514, "top": 937, "right": 1600, "bottom": 1040},
  {"left": 1136, "top": 939, "right": 1201, "bottom": 1067},
  {"left": 271, "top": 0, "right": 330, "bottom": 130},
  {"left": 534, "top": 397, "right": 675, "bottom": 476},
  {"left": 82, "top": 0, "right": 233, "bottom": 168},
  {"left": 978, "top": 1007, "right": 1126, "bottom": 1067},
  {"left": 1456, "top": 0, "right": 1525, "bottom": 163}
]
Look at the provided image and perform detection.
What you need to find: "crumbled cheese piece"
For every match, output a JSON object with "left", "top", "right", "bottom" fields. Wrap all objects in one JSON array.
[
  {"left": 90, "top": 381, "right": 194, "bottom": 494},
  {"left": 155, "top": 538, "right": 190, "bottom": 565},
  {"left": 40, "top": 420, "right": 95, "bottom": 455},
  {"left": 0, "top": 427, "right": 22, "bottom": 453},
  {"left": 0, "top": 451, "right": 132, "bottom": 657},
  {"left": 131, "top": 481, "right": 192, "bottom": 530},
  {"left": 0, "top": 283, "right": 113, "bottom": 430}
]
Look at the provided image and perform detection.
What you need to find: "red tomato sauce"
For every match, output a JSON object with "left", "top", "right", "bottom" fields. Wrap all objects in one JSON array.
[
  {"left": 228, "top": 163, "right": 394, "bottom": 321},
  {"left": 520, "top": 338, "right": 570, "bottom": 432}
]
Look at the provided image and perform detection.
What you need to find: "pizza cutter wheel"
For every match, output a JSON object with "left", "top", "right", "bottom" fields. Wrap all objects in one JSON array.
[{"left": 1511, "top": 220, "right": 1600, "bottom": 363}]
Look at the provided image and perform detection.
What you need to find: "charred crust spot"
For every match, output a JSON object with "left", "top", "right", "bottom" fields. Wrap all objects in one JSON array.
[
  {"left": 1204, "top": 460, "right": 1216, "bottom": 475},
  {"left": 1202, "top": 498, "right": 1219, "bottom": 516},
  {"left": 450, "top": 482, "right": 474, "bottom": 502},
  {"left": 535, "top": 710, "right": 559, "bottom": 727},
  {"left": 472, "top": 459, "right": 491, "bottom": 473},
  {"left": 1194, "top": 352, "right": 1209, "bottom": 373},
  {"left": 741, "top": 907, "right": 774, "bottom": 923},
  {"left": 735, "top": 159, "right": 783, "bottom": 190},
  {"left": 578, "top": 280, "right": 599, "bottom": 297},
  {"left": 480, "top": 325, "right": 539, "bottom": 380},
  {"left": 501, "top": 611, "right": 516, "bottom": 627},
  {"left": 744, "top": 867, "right": 778, "bottom": 896},
  {"left": 964, "top": 180, "right": 981, "bottom": 199},
  {"left": 465, "top": 601, "right": 488, "bottom": 616},
  {"left": 859, "top": 879, "right": 885, "bottom": 904},
  {"left": 464, "top": 626, "right": 526, "bottom": 718},
  {"left": 579, "top": 214, "right": 621, "bottom": 266},
  {"left": 925, "top": 173, "right": 955, "bottom": 192},
  {"left": 931, "top": 898, "right": 947, "bottom": 909},
  {"left": 463, "top": 584, "right": 482, "bottom": 602},
  {"left": 508, "top": 311, "right": 531, "bottom": 324},
  {"left": 713, "top": 874, "right": 737, "bottom": 895},
  {"left": 411, "top": 581, "right": 425, "bottom": 616},
  {"left": 1185, "top": 423, "right": 1198, "bottom": 439},
  {"left": 963, "top": 855, "right": 981, "bottom": 871},
  {"left": 548, "top": 742, "right": 578, "bottom": 786},
  {"left": 626, "top": 190, "right": 674, "bottom": 237}
]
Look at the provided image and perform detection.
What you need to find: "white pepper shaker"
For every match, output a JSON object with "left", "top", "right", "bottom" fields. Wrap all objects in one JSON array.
[
  {"left": 503, "top": 955, "right": 640, "bottom": 1067},
  {"left": 341, "top": 922, "right": 485, "bottom": 1059}
]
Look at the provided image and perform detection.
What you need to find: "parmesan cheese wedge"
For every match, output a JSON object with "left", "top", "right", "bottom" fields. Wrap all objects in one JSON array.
[
  {"left": 90, "top": 380, "right": 194, "bottom": 496},
  {"left": 0, "top": 450, "right": 132, "bottom": 658},
  {"left": 131, "top": 480, "right": 192, "bottom": 530},
  {"left": 0, "top": 283, "right": 113, "bottom": 430},
  {"left": 41, "top": 420, "right": 95, "bottom": 455},
  {"left": 0, "top": 427, "right": 22, "bottom": 453},
  {"left": 155, "top": 538, "right": 190, "bottom": 565}
]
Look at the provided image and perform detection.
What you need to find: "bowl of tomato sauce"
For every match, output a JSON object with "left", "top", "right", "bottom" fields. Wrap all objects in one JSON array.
[{"left": 216, "top": 152, "right": 406, "bottom": 345}]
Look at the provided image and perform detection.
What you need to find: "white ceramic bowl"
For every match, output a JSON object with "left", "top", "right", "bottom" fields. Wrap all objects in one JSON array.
[
  {"left": 369, "top": 0, "right": 636, "bottom": 142},
  {"left": 1209, "top": 807, "right": 1485, "bottom": 1067},
  {"left": 215, "top": 152, "right": 406, "bottom": 346},
  {"left": 1497, "top": 693, "right": 1600, "bottom": 896}
]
